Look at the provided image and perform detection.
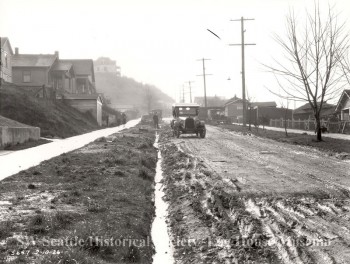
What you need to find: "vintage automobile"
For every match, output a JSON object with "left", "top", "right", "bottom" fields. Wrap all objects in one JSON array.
[{"left": 171, "top": 103, "right": 206, "bottom": 138}]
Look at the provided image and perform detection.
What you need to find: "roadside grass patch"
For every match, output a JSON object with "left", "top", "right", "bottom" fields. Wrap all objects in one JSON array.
[
  {"left": 185, "top": 172, "right": 192, "bottom": 180},
  {"left": 114, "top": 170, "right": 126, "bottom": 177},
  {"left": 27, "top": 213, "right": 48, "bottom": 235},
  {"left": 0, "top": 125, "right": 157, "bottom": 263},
  {"left": 27, "top": 183, "right": 36, "bottom": 189},
  {"left": 123, "top": 245, "right": 141, "bottom": 262},
  {"left": 138, "top": 167, "right": 153, "bottom": 181},
  {"left": 115, "top": 157, "right": 127, "bottom": 165},
  {"left": 87, "top": 200, "right": 107, "bottom": 213},
  {"left": 32, "top": 170, "right": 42, "bottom": 176},
  {"left": 0, "top": 221, "right": 14, "bottom": 240},
  {"left": 138, "top": 142, "right": 149, "bottom": 149},
  {"left": 41, "top": 249, "right": 96, "bottom": 264},
  {"left": 140, "top": 156, "right": 157, "bottom": 171}
]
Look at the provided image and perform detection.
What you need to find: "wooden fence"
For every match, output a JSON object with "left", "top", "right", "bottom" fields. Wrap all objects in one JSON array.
[{"left": 269, "top": 119, "right": 350, "bottom": 134}]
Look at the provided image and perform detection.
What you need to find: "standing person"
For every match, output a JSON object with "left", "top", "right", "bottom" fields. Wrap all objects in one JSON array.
[
  {"left": 153, "top": 112, "right": 159, "bottom": 129},
  {"left": 122, "top": 112, "right": 127, "bottom": 125}
]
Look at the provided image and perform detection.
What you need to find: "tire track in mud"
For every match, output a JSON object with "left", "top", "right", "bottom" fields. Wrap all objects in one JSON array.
[{"left": 160, "top": 125, "right": 350, "bottom": 264}]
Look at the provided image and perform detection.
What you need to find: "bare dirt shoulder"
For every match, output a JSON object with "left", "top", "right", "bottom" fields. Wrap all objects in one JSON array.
[
  {"left": 0, "top": 125, "right": 157, "bottom": 264},
  {"left": 160, "top": 124, "right": 350, "bottom": 264},
  {"left": 217, "top": 124, "right": 350, "bottom": 160}
]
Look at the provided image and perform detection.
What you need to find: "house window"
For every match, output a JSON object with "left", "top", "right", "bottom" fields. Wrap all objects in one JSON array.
[
  {"left": 237, "top": 105, "right": 243, "bottom": 110},
  {"left": 5, "top": 54, "right": 8, "bottom": 68},
  {"left": 23, "top": 71, "right": 31, "bottom": 83}
]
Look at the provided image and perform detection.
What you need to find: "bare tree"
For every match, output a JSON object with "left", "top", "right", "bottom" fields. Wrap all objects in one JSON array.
[
  {"left": 280, "top": 99, "right": 290, "bottom": 137},
  {"left": 265, "top": 3, "right": 349, "bottom": 141}
]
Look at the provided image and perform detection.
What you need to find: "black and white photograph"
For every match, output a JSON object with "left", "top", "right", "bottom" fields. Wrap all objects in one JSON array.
[{"left": 1, "top": 0, "right": 350, "bottom": 263}]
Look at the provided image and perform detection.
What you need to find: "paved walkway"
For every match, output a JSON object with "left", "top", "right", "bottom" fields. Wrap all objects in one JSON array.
[{"left": 232, "top": 123, "right": 350, "bottom": 141}]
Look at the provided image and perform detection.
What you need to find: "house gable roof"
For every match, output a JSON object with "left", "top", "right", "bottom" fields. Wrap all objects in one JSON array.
[
  {"left": 224, "top": 96, "right": 245, "bottom": 106},
  {"left": 52, "top": 61, "right": 73, "bottom": 71},
  {"left": 294, "top": 102, "right": 336, "bottom": 117},
  {"left": 60, "top": 59, "right": 95, "bottom": 82},
  {"left": 294, "top": 102, "right": 335, "bottom": 113},
  {"left": 335, "top": 90, "right": 350, "bottom": 112},
  {"left": 0, "top": 37, "right": 14, "bottom": 55},
  {"left": 12, "top": 54, "right": 57, "bottom": 67}
]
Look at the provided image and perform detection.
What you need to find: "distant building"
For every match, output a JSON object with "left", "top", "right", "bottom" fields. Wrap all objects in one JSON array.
[
  {"left": 11, "top": 48, "right": 96, "bottom": 97},
  {"left": 335, "top": 90, "right": 350, "bottom": 121},
  {"left": 62, "top": 94, "right": 103, "bottom": 126},
  {"left": 293, "top": 102, "right": 336, "bottom": 120},
  {"left": 94, "top": 57, "right": 121, "bottom": 76},
  {"left": 252, "top": 106, "right": 292, "bottom": 125},
  {"left": 0, "top": 37, "right": 13, "bottom": 83},
  {"left": 223, "top": 96, "right": 247, "bottom": 122},
  {"left": 11, "top": 49, "right": 60, "bottom": 98},
  {"left": 12, "top": 48, "right": 59, "bottom": 87},
  {"left": 51, "top": 60, "right": 77, "bottom": 94},
  {"left": 224, "top": 96, "right": 278, "bottom": 123},
  {"left": 59, "top": 59, "right": 96, "bottom": 94}
]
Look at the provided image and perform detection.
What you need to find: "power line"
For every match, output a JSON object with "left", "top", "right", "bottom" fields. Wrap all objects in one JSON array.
[
  {"left": 197, "top": 58, "right": 212, "bottom": 108},
  {"left": 230, "top": 17, "right": 256, "bottom": 126}
]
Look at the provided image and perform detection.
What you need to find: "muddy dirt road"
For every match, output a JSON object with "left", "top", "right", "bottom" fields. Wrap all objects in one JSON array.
[{"left": 160, "top": 125, "right": 350, "bottom": 264}]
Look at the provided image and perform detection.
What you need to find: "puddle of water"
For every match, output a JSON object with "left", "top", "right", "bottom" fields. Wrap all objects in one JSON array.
[{"left": 151, "top": 132, "right": 174, "bottom": 264}]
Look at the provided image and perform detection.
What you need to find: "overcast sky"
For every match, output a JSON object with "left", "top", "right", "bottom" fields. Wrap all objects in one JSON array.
[{"left": 1, "top": 0, "right": 350, "bottom": 107}]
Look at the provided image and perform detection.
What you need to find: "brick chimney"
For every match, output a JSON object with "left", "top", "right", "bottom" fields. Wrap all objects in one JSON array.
[
  {"left": 54, "top": 51, "right": 59, "bottom": 58},
  {"left": 15, "top": 47, "right": 19, "bottom": 55}
]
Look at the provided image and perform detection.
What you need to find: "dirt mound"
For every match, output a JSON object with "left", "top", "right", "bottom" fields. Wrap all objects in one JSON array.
[{"left": 0, "top": 84, "right": 98, "bottom": 138}]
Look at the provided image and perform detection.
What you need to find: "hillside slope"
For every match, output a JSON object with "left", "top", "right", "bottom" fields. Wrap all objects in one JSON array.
[
  {"left": 0, "top": 84, "right": 98, "bottom": 138},
  {"left": 95, "top": 72, "right": 174, "bottom": 113}
]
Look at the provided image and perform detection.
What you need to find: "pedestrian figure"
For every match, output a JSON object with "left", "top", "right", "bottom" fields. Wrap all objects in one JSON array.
[
  {"left": 153, "top": 112, "right": 159, "bottom": 129},
  {"left": 122, "top": 112, "right": 127, "bottom": 125}
]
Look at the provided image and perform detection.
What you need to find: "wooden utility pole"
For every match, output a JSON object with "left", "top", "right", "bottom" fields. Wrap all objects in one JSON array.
[
  {"left": 230, "top": 17, "right": 255, "bottom": 126},
  {"left": 197, "top": 58, "right": 212, "bottom": 108},
  {"left": 187, "top": 81, "right": 194, "bottom": 103},
  {"left": 182, "top": 84, "right": 185, "bottom": 103}
]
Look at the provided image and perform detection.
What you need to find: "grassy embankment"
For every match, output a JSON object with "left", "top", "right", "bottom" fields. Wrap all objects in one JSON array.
[
  {"left": 0, "top": 126, "right": 157, "bottom": 263},
  {"left": 0, "top": 84, "right": 98, "bottom": 138}
]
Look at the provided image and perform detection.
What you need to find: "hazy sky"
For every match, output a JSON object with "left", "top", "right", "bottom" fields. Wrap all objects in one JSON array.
[{"left": 1, "top": 0, "right": 350, "bottom": 107}]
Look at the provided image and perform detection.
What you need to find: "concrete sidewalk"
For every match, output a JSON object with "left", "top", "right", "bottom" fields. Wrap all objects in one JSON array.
[
  {"left": 232, "top": 123, "right": 350, "bottom": 141},
  {"left": 0, "top": 119, "right": 140, "bottom": 181}
]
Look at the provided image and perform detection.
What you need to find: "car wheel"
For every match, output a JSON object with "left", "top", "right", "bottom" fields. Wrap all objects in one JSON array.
[{"left": 200, "top": 130, "right": 206, "bottom": 138}]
